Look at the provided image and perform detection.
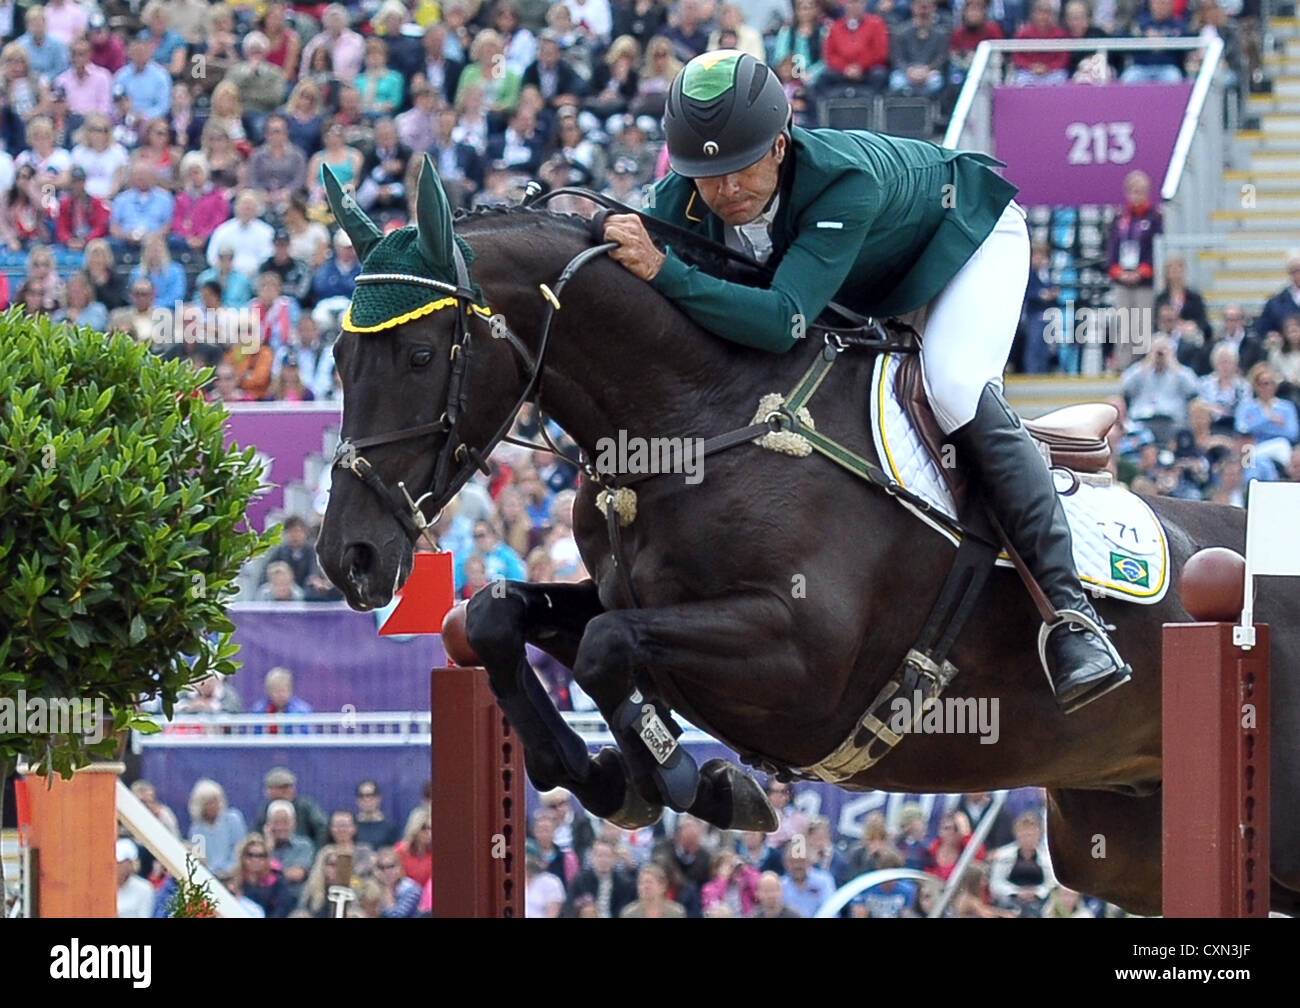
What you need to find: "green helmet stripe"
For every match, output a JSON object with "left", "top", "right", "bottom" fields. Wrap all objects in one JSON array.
[{"left": 681, "top": 52, "right": 741, "bottom": 101}]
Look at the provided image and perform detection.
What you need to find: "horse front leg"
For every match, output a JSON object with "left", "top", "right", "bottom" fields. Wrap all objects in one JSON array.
[
  {"left": 571, "top": 594, "right": 800, "bottom": 833},
  {"left": 465, "top": 580, "right": 662, "bottom": 828}
]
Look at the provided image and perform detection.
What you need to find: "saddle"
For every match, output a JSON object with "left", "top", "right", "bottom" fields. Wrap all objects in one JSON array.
[{"left": 893, "top": 354, "right": 1117, "bottom": 509}]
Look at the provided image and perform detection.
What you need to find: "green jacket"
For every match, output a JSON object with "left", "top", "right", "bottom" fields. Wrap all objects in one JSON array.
[{"left": 646, "top": 126, "right": 1019, "bottom": 352}]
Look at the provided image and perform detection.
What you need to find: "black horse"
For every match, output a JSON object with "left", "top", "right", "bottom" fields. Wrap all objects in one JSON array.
[{"left": 315, "top": 162, "right": 1300, "bottom": 915}]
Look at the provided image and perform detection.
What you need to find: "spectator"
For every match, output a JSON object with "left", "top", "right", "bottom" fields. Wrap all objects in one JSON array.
[
  {"left": 654, "top": 813, "right": 711, "bottom": 893},
  {"left": 749, "top": 869, "right": 800, "bottom": 917},
  {"left": 284, "top": 81, "right": 327, "bottom": 160},
  {"left": 208, "top": 80, "right": 251, "bottom": 153},
  {"left": 174, "top": 672, "right": 243, "bottom": 716},
  {"left": 56, "top": 165, "right": 110, "bottom": 252},
  {"left": 186, "top": 778, "right": 248, "bottom": 881},
  {"left": 197, "top": 245, "right": 256, "bottom": 308},
  {"left": 310, "top": 228, "right": 361, "bottom": 331},
  {"left": 820, "top": 0, "right": 889, "bottom": 97},
  {"left": 296, "top": 844, "right": 363, "bottom": 917},
  {"left": 228, "top": 32, "right": 289, "bottom": 139},
  {"left": 395, "top": 78, "right": 439, "bottom": 153},
  {"left": 259, "top": 2, "right": 301, "bottom": 86},
  {"left": 262, "top": 515, "right": 318, "bottom": 587},
  {"left": 307, "top": 122, "right": 365, "bottom": 213},
  {"left": 0, "top": 162, "right": 47, "bottom": 249},
  {"left": 550, "top": 106, "right": 607, "bottom": 187},
  {"left": 779, "top": 841, "right": 836, "bottom": 917},
  {"left": 1021, "top": 239, "right": 1059, "bottom": 373},
  {"left": 1064, "top": 0, "right": 1120, "bottom": 81},
  {"left": 57, "top": 33, "right": 112, "bottom": 119},
  {"left": 84, "top": 13, "right": 125, "bottom": 75},
  {"left": 82, "top": 236, "right": 126, "bottom": 309},
  {"left": 806, "top": 815, "right": 852, "bottom": 886},
  {"left": 709, "top": 4, "right": 765, "bottom": 59},
  {"left": 1254, "top": 250, "right": 1300, "bottom": 347},
  {"left": 737, "top": 828, "right": 784, "bottom": 873},
  {"left": 896, "top": 802, "right": 935, "bottom": 871},
  {"left": 254, "top": 766, "right": 329, "bottom": 849},
  {"left": 1155, "top": 255, "right": 1211, "bottom": 346},
  {"left": 43, "top": 0, "right": 87, "bottom": 47},
  {"left": 663, "top": 0, "right": 709, "bottom": 62},
  {"left": 455, "top": 518, "right": 526, "bottom": 592},
  {"left": 950, "top": 0, "right": 1004, "bottom": 91},
  {"left": 619, "top": 861, "right": 687, "bottom": 917},
  {"left": 251, "top": 270, "right": 299, "bottom": 357},
  {"left": 612, "top": 0, "right": 670, "bottom": 46},
  {"left": 232, "top": 832, "right": 291, "bottom": 917},
  {"left": 284, "top": 194, "right": 331, "bottom": 269},
  {"left": 927, "top": 810, "right": 983, "bottom": 883},
  {"left": 132, "top": 237, "right": 186, "bottom": 314},
  {"left": 1269, "top": 314, "right": 1300, "bottom": 410},
  {"left": 764, "top": 776, "right": 808, "bottom": 848},
  {"left": 456, "top": 29, "right": 523, "bottom": 116},
  {"left": 299, "top": 4, "right": 366, "bottom": 86},
  {"left": 258, "top": 558, "right": 305, "bottom": 597},
  {"left": 355, "top": 37, "right": 405, "bottom": 119},
  {"left": 1196, "top": 348, "right": 1249, "bottom": 435},
  {"left": 374, "top": 0, "right": 424, "bottom": 81},
  {"left": 587, "top": 33, "right": 641, "bottom": 119},
  {"left": 17, "top": 5, "right": 67, "bottom": 82},
  {"left": 1, "top": 41, "right": 47, "bottom": 137},
  {"left": 69, "top": 115, "right": 128, "bottom": 202},
  {"left": 354, "top": 780, "right": 403, "bottom": 849},
  {"left": 890, "top": 0, "right": 949, "bottom": 97},
  {"left": 1122, "top": 332, "right": 1199, "bottom": 436},
  {"left": 1150, "top": 300, "right": 1206, "bottom": 374},
  {"left": 844, "top": 809, "right": 891, "bottom": 877},
  {"left": 420, "top": 23, "right": 465, "bottom": 106},
  {"left": 356, "top": 116, "right": 411, "bottom": 216},
  {"left": 264, "top": 799, "right": 315, "bottom": 902},
  {"left": 262, "top": 227, "right": 313, "bottom": 307},
  {"left": 115, "top": 839, "right": 156, "bottom": 918},
  {"left": 374, "top": 845, "right": 423, "bottom": 917},
  {"left": 524, "top": 28, "right": 586, "bottom": 110},
  {"left": 1236, "top": 362, "right": 1299, "bottom": 475},
  {"left": 207, "top": 189, "right": 275, "bottom": 278},
  {"left": 532, "top": 808, "right": 578, "bottom": 886},
  {"left": 862, "top": 848, "right": 920, "bottom": 917},
  {"left": 53, "top": 269, "right": 108, "bottom": 331},
  {"left": 700, "top": 847, "right": 760, "bottom": 915},
  {"left": 199, "top": 122, "right": 245, "bottom": 193},
  {"left": 109, "top": 158, "right": 174, "bottom": 254},
  {"left": 16, "top": 114, "right": 70, "bottom": 187},
  {"left": 1011, "top": 0, "right": 1069, "bottom": 85},
  {"left": 170, "top": 152, "right": 230, "bottom": 257},
  {"left": 1121, "top": 0, "right": 1187, "bottom": 84},
  {"left": 954, "top": 791, "right": 1016, "bottom": 850},
  {"left": 1107, "top": 169, "right": 1161, "bottom": 372},
  {"left": 394, "top": 806, "right": 433, "bottom": 887},
  {"left": 634, "top": 34, "right": 682, "bottom": 118},
  {"left": 988, "top": 810, "right": 1058, "bottom": 916},
  {"left": 114, "top": 35, "right": 171, "bottom": 121},
  {"left": 253, "top": 671, "right": 314, "bottom": 741},
  {"left": 1211, "top": 303, "right": 1264, "bottom": 374},
  {"left": 568, "top": 838, "right": 637, "bottom": 917},
  {"left": 22, "top": 242, "right": 64, "bottom": 311},
  {"left": 427, "top": 105, "right": 484, "bottom": 210},
  {"left": 525, "top": 854, "right": 567, "bottom": 916}
]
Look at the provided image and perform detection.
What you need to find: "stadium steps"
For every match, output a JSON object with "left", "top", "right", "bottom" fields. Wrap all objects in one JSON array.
[
  {"left": 1004, "top": 375, "right": 1121, "bottom": 418},
  {"left": 1201, "top": 16, "right": 1300, "bottom": 316}
]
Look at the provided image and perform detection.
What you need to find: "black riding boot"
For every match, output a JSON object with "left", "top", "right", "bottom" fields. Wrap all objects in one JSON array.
[{"left": 949, "top": 383, "right": 1131, "bottom": 713}]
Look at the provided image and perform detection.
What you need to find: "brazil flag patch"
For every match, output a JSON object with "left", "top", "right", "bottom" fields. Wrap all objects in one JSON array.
[
  {"left": 1110, "top": 552, "right": 1150, "bottom": 587},
  {"left": 682, "top": 51, "right": 741, "bottom": 100}
]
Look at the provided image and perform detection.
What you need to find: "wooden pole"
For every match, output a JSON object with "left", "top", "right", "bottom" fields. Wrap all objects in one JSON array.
[
  {"left": 430, "top": 667, "right": 525, "bottom": 917},
  {"left": 1162, "top": 623, "right": 1270, "bottom": 917}
]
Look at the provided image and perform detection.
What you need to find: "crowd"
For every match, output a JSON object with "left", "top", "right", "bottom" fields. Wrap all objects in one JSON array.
[{"left": 116, "top": 766, "right": 433, "bottom": 917}]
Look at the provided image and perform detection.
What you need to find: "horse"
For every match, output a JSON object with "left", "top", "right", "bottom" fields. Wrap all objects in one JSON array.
[{"left": 314, "top": 162, "right": 1300, "bottom": 916}]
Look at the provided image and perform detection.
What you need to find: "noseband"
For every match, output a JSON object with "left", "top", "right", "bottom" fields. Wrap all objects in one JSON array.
[{"left": 331, "top": 232, "right": 616, "bottom": 542}]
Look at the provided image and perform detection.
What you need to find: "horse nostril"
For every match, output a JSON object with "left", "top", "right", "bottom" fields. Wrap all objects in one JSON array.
[{"left": 343, "top": 542, "right": 376, "bottom": 583}]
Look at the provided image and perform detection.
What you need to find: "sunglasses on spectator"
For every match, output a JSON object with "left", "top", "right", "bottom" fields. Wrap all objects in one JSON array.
[
  {"left": 377, "top": 861, "right": 399, "bottom": 869},
  {"left": 357, "top": 790, "right": 377, "bottom": 797},
  {"left": 244, "top": 850, "right": 267, "bottom": 858}
]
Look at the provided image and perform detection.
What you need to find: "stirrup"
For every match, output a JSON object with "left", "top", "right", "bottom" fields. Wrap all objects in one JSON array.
[{"left": 1036, "top": 607, "right": 1125, "bottom": 691}]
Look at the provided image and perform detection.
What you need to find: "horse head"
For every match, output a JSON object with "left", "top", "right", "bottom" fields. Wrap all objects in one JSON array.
[{"left": 315, "top": 156, "right": 523, "bottom": 609}]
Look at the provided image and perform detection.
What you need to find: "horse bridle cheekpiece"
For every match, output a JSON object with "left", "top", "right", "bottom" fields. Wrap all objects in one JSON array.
[{"left": 325, "top": 156, "right": 613, "bottom": 543}]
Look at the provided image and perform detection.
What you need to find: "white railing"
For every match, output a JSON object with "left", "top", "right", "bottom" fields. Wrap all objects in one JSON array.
[{"left": 130, "top": 710, "right": 717, "bottom": 750}]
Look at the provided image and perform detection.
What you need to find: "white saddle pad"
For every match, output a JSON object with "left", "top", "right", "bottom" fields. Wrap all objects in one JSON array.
[{"left": 869, "top": 353, "right": 1170, "bottom": 605}]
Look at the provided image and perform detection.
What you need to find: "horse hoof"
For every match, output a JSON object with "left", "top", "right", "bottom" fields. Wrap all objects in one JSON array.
[
  {"left": 699, "top": 758, "right": 779, "bottom": 832},
  {"left": 606, "top": 785, "right": 664, "bottom": 830}
]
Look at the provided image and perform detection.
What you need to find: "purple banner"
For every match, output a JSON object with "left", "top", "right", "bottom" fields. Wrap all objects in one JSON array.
[
  {"left": 993, "top": 83, "right": 1192, "bottom": 206},
  {"left": 224, "top": 403, "right": 342, "bottom": 532},
  {"left": 227, "top": 603, "right": 443, "bottom": 713}
]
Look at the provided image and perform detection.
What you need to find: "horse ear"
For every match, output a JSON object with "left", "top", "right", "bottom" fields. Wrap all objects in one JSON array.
[
  {"left": 322, "top": 164, "right": 382, "bottom": 261},
  {"left": 416, "top": 154, "right": 456, "bottom": 274}
]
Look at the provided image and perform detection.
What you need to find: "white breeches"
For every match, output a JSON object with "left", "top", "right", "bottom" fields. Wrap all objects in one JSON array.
[{"left": 921, "top": 201, "right": 1031, "bottom": 435}]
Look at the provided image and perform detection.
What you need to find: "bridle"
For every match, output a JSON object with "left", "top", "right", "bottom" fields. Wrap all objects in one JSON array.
[{"left": 330, "top": 232, "right": 615, "bottom": 542}]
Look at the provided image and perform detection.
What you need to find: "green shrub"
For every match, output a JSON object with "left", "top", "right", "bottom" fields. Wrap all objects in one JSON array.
[{"left": 0, "top": 308, "right": 275, "bottom": 776}]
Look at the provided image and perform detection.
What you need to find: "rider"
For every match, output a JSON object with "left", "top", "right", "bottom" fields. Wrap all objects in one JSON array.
[{"left": 602, "top": 50, "right": 1130, "bottom": 713}]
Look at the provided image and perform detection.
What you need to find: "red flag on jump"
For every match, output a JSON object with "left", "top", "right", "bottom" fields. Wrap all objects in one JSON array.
[{"left": 377, "top": 551, "right": 455, "bottom": 635}]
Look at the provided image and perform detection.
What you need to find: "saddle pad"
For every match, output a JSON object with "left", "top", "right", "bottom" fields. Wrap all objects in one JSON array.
[{"left": 870, "top": 353, "right": 1170, "bottom": 604}]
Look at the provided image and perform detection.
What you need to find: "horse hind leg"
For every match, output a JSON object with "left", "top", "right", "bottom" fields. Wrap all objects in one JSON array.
[
  {"left": 465, "top": 581, "right": 661, "bottom": 828},
  {"left": 1046, "top": 787, "right": 1162, "bottom": 916}
]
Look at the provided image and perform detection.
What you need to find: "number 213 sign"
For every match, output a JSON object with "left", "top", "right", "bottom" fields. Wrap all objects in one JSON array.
[{"left": 1065, "top": 121, "right": 1136, "bottom": 165}]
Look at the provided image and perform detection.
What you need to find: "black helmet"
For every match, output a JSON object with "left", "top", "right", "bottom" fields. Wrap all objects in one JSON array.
[{"left": 663, "top": 50, "right": 791, "bottom": 178}]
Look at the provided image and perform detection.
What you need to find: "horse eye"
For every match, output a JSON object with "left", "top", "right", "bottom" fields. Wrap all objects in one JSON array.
[{"left": 410, "top": 348, "right": 434, "bottom": 368}]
